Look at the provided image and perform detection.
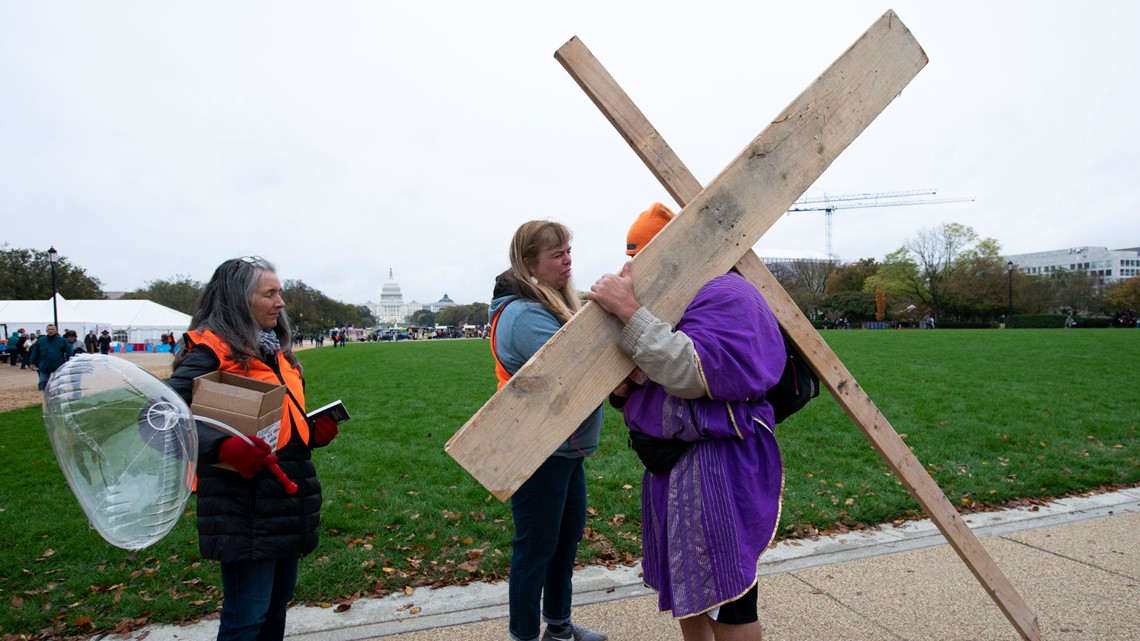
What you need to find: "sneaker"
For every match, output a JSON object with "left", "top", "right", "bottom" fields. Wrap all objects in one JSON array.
[{"left": 541, "top": 622, "right": 607, "bottom": 641}]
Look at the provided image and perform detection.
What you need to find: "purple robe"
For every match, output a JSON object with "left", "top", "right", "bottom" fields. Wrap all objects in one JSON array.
[{"left": 623, "top": 272, "right": 786, "bottom": 618}]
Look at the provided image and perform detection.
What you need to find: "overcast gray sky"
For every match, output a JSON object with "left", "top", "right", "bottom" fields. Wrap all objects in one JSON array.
[{"left": 3, "top": 1, "right": 1137, "bottom": 308}]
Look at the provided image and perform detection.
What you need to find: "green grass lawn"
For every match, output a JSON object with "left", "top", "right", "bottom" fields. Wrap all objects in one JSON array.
[{"left": 1, "top": 329, "right": 1137, "bottom": 637}]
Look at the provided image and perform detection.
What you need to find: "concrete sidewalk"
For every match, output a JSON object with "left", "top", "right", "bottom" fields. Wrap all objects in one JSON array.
[{"left": 125, "top": 488, "right": 1140, "bottom": 641}]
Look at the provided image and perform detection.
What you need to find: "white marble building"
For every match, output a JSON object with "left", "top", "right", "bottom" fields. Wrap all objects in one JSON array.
[{"left": 365, "top": 270, "right": 459, "bottom": 324}]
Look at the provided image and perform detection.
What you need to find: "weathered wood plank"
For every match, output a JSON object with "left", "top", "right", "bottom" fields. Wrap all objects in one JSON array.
[
  {"left": 446, "top": 10, "right": 926, "bottom": 499},
  {"left": 552, "top": 23, "right": 1039, "bottom": 641},
  {"left": 555, "top": 37, "right": 703, "bottom": 206},
  {"left": 743, "top": 253, "right": 1038, "bottom": 640}
]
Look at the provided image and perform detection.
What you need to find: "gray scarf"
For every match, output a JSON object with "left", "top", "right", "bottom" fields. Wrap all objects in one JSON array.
[{"left": 259, "top": 330, "right": 281, "bottom": 356}]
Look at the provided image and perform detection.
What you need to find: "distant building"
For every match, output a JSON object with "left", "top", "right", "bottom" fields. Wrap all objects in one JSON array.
[
  {"left": 367, "top": 269, "right": 411, "bottom": 324},
  {"left": 430, "top": 293, "right": 456, "bottom": 313},
  {"left": 378, "top": 269, "right": 406, "bottom": 323},
  {"left": 364, "top": 270, "right": 461, "bottom": 324},
  {"left": 1006, "top": 246, "right": 1140, "bottom": 283},
  {"left": 403, "top": 293, "right": 458, "bottom": 318}
]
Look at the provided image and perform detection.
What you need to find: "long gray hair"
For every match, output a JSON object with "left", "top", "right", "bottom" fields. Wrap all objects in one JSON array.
[{"left": 176, "top": 256, "right": 299, "bottom": 371}]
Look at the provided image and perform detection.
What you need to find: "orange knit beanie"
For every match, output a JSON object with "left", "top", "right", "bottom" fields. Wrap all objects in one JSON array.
[{"left": 626, "top": 202, "right": 676, "bottom": 256}]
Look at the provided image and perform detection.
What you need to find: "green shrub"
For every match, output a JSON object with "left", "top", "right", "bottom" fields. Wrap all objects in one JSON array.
[
  {"left": 1079, "top": 316, "right": 1113, "bottom": 328},
  {"left": 1008, "top": 314, "right": 1066, "bottom": 328}
]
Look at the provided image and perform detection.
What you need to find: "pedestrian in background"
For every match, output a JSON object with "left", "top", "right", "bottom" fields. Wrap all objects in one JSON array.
[
  {"left": 64, "top": 329, "right": 84, "bottom": 353},
  {"left": 28, "top": 325, "right": 74, "bottom": 391},
  {"left": 13, "top": 328, "right": 31, "bottom": 368},
  {"left": 7, "top": 328, "right": 21, "bottom": 367}
]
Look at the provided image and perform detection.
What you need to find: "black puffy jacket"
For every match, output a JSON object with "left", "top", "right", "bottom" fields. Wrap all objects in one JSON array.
[{"left": 168, "top": 345, "right": 322, "bottom": 562}]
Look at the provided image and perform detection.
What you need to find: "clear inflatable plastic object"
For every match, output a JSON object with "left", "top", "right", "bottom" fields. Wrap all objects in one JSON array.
[{"left": 43, "top": 354, "right": 198, "bottom": 550}]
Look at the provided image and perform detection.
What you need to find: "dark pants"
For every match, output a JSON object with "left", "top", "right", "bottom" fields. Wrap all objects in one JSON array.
[
  {"left": 217, "top": 557, "right": 299, "bottom": 641},
  {"left": 508, "top": 455, "right": 587, "bottom": 641}
]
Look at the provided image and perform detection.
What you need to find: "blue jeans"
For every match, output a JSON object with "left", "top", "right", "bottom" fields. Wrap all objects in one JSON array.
[
  {"left": 217, "top": 558, "right": 299, "bottom": 641},
  {"left": 36, "top": 369, "right": 50, "bottom": 391},
  {"left": 509, "top": 455, "right": 587, "bottom": 641}
]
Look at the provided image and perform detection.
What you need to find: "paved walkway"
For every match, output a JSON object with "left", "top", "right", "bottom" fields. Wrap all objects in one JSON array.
[{"left": 124, "top": 487, "right": 1140, "bottom": 641}]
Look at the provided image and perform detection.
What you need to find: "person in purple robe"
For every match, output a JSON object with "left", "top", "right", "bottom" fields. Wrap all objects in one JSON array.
[{"left": 589, "top": 203, "right": 786, "bottom": 641}]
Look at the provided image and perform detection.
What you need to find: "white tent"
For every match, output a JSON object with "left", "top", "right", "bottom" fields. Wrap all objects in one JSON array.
[{"left": 0, "top": 294, "right": 191, "bottom": 345}]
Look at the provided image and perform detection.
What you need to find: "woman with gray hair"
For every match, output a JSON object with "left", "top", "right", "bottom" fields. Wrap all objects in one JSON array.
[{"left": 168, "top": 256, "right": 338, "bottom": 641}]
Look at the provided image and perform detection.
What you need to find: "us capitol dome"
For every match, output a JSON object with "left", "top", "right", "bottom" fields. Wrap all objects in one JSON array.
[
  {"left": 368, "top": 269, "right": 406, "bottom": 324},
  {"left": 367, "top": 269, "right": 458, "bottom": 324}
]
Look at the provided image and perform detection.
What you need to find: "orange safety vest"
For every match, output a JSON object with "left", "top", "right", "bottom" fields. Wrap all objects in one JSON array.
[
  {"left": 186, "top": 329, "right": 310, "bottom": 448},
  {"left": 489, "top": 302, "right": 513, "bottom": 389}
]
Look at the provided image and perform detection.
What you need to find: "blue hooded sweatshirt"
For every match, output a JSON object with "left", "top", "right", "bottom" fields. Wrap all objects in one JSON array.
[{"left": 489, "top": 274, "right": 604, "bottom": 457}]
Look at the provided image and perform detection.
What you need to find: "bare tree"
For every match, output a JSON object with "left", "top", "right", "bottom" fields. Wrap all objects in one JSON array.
[
  {"left": 1050, "top": 268, "right": 1102, "bottom": 316},
  {"left": 770, "top": 259, "right": 838, "bottom": 319},
  {"left": 941, "top": 238, "right": 1007, "bottom": 321},
  {"left": 905, "top": 222, "right": 978, "bottom": 318}
]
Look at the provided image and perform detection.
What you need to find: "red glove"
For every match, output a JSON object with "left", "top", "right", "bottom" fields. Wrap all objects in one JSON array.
[
  {"left": 218, "top": 436, "right": 277, "bottom": 479},
  {"left": 310, "top": 415, "right": 339, "bottom": 448}
]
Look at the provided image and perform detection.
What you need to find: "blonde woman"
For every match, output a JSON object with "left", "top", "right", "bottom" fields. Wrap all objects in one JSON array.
[{"left": 488, "top": 221, "right": 606, "bottom": 641}]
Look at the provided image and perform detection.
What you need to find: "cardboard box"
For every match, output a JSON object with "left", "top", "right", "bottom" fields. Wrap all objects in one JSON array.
[{"left": 191, "top": 371, "right": 286, "bottom": 436}]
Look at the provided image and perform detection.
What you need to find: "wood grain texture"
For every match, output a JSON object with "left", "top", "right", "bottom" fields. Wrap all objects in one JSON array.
[
  {"left": 447, "top": 10, "right": 926, "bottom": 499},
  {"left": 549, "top": 14, "right": 1038, "bottom": 641}
]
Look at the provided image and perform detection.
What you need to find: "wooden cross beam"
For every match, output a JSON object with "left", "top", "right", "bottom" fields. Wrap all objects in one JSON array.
[
  {"left": 447, "top": 11, "right": 1038, "bottom": 640},
  {"left": 447, "top": 11, "right": 922, "bottom": 498},
  {"left": 552, "top": 20, "right": 1039, "bottom": 641}
]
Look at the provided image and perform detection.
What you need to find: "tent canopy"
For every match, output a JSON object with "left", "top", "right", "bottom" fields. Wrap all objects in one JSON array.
[{"left": 1, "top": 294, "right": 191, "bottom": 343}]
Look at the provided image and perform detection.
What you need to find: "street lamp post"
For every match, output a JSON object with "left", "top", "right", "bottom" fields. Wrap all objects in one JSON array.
[
  {"left": 1006, "top": 261, "right": 1013, "bottom": 329},
  {"left": 48, "top": 246, "right": 59, "bottom": 328}
]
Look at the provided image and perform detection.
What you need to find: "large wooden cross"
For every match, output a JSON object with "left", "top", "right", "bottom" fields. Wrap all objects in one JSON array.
[{"left": 446, "top": 11, "right": 1039, "bottom": 641}]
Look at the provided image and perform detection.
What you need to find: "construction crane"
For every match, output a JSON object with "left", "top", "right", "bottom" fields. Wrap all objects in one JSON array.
[{"left": 787, "top": 189, "right": 975, "bottom": 259}]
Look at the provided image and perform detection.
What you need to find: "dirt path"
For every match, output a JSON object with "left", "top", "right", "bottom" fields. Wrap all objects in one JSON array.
[
  {"left": 0, "top": 343, "right": 321, "bottom": 413},
  {"left": 0, "top": 352, "right": 175, "bottom": 413}
]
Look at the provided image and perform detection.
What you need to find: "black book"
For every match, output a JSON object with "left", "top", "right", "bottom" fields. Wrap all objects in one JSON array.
[{"left": 306, "top": 400, "right": 351, "bottom": 425}]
